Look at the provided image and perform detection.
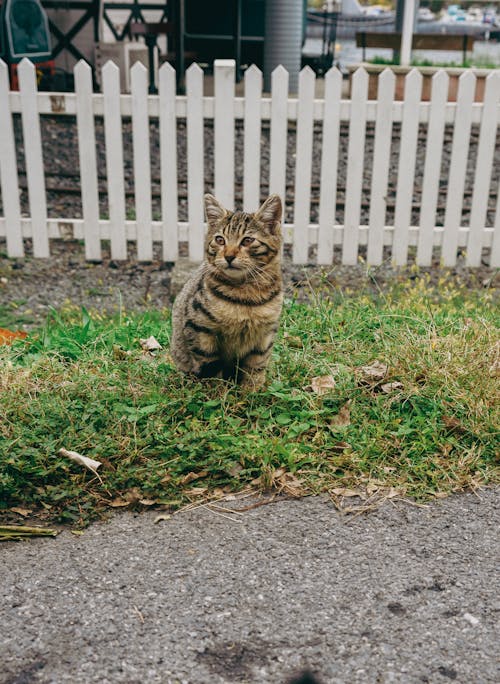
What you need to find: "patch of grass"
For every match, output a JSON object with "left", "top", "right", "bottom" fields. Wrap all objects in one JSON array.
[
  {"left": 369, "top": 56, "right": 500, "bottom": 69},
  {"left": 1, "top": 276, "right": 498, "bottom": 526}
]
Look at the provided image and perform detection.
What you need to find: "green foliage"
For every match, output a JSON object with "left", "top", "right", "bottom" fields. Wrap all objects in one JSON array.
[{"left": 0, "top": 275, "right": 498, "bottom": 526}]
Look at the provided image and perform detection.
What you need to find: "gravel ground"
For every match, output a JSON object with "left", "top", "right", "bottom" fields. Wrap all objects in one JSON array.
[
  {"left": 0, "top": 240, "right": 497, "bottom": 329},
  {"left": 1, "top": 490, "right": 499, "bottom": 684}
]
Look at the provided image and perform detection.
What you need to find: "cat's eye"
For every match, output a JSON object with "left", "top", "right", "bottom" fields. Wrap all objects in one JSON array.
[
  {"left": 241, "top": 237, "right": 254, "bottom": 247},
  {"left": 214, "top": 236, "right": 225, "bottom": 245}
]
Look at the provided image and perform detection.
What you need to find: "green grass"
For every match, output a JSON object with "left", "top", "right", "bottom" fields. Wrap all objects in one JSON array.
[{"left": 1, "top": 276, "right": 499, "bottom": 526}]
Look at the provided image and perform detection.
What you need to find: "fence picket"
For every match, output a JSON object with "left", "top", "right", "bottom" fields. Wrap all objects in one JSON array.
[
  {"left": 18, "top": 59, "right": 49, "bottom": 257},
  {"left": 102, "top": 61, "right": 127, "bottom": 260},
  {"left": 269, "top": 65, "right": 289, "bottom": 205},
  {"left": 491, "top": 179, "right": 500, "bottom": 268},
  {"left": 75, "top": 60, "right": 100, "bottom": 261},
  {"left": 417, "top": 70, "right": 449, "bottom": 266},
  {"left": 367, "top": 68, "right": 395, "bottom": 265},
  {"left": 0, "top": 60, "right": 23, "bottom": 257},
  {"left": 393, "top": 69, "right": 423, "bottom": 265},
  {"left": 466, "top": 71, "right": 500, "bottom": 267},
  {"left": 243, "top": 65, "right": 262, "bottom": 212},
  {"left": 442, "top": 71, "right": 476, "bottom": 266},
  {"left": 214, "top": 60, "right": 235, "bottom": 209},
  {"left": 317, "top": 67, "right": 341, "bottom": 265},
  {"left": 131, "top": 63, "right": 153, "bottom": 261},
  {"left": 343, "top": 67, "right": 368, "bottom": 265},
  {"left": 159, "top": 62, "right": 178, "bottom": 262},
  {"left": 293, "top": 67, "right": 315, "bottom": 264},
  {"left": 186, "top": 63, "right": 205, "bottom": 261}
]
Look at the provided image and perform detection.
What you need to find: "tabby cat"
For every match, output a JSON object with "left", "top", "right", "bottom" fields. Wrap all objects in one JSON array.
[{"left": 170, "top": 193, "right": 283, "bottom": 389}]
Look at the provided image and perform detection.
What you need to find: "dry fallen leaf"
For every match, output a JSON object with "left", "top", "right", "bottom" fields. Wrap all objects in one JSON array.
[
  {"left": 139, "top": 499, "right": 156, "bottom": 506},
  {"left": 0, "top": 328, "right": 28, "bottom": 345},
  {"left": 359, "top": 360, "right": 388, "bottom": 383},
  {"left": 180, "top": 470, "right": 209, "bottom": 485},
  {"left": 9, "top": 507, "right": 32, "bottom": 517},
  {"left": 310, "top": 375, "right": 336, "bottom": 396},
  {"left": 284, "top": 333, "right": 303, "bottom": 349},
  {"left": 140, "top": 336, "right": 162, "bottom": 352},
  {"left": 381, "top": 381, "right": 404, "bottom": 393},
  {"left": 109, "top": 498, "right": 130, "bottom": 508},
  {"left": 332, "top": 487, "right": 364, "bottom": 498},
  {"left": 330, "top": 402, "right": 351, "bottom": 429}
]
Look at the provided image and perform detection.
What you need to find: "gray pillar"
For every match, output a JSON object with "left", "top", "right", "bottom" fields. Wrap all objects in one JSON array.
[{"left": 263, "top": 0, "right": 304, "bottom": 94}]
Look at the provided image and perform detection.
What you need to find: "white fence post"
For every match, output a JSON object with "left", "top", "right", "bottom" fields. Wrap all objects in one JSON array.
[
  {"left": 393, "top": 68, "right": 422, "bottom": 265},
  {"left": 367, "top": 68, "right": 395, "bottom": 266},
  {"left": 0, "top": 60, "right": 23, "bottom": 257},
  {"left": 75, "top": 60, "right": 101, "bottom": 261},
  {"left": 243, "top": 65, "right": 263, "bottom": 212},
  {"left": 214, "top": 59, "right": 235, "bottom": 210},
  {"left": 343, "top": 67, "right": 368, "bottom": 265},
  {"left": 269, "top": 65, "right": 288, "bottom": 207},
  {"left": 159, "top": 62, "right": 179, "bottom": 262},
  {"left": 186, "top": 63, "right": 205, "bottom": 261},
  {"left": 131, "top": 62, "right": 153, "bottom": 262},
  {"left": 417, "top": 70, "right": 449, "bottom": 266},
  {"left": 317, "top": 67, "right": 341, "bottom": 265},
  {"left": 293, "top": 66, "right": 315, "bottom": 264},
  {"left": 466, "top": 71, "right": 500, "bottom": 267},
  {"left": 442, "top": 71, "right": 476, "bottom": 267},
  {"left": 18, "top": 58, "right": 49, "bottom": 258},
  {"left": 102, "top": 60, "right": 127, "bottom": 260}
]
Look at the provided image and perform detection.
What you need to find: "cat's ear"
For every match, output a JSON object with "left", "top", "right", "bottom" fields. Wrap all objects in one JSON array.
[
  {"left": 204, "top": 194, "right": 227, "bottom": 230},
  {"left": 255, "top": 194, "right": 282, "bottom": 234}
]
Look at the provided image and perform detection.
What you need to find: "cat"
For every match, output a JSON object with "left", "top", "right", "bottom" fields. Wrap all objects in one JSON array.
[{"left": 170, "top": 193, "right": 283, "bottom": 389}]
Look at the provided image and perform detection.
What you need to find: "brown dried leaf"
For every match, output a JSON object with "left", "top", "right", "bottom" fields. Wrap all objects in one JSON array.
[
  {"left": 139, "top": 499, "right": 156, "bottom": 506},
  {"left": 154, "top": 514, "right": 171, "bottom": 524},
  {"left": 284, "top": 333, "right": 303, "bottom": 349},
  {"left": 310, "top": 375, "right": 336, "bottom": 396},
  {"left": 180, "top": 470, "right": 209, "bottom": 486},
  {"left": 332, "top": 487, "right": 364, "bottom": 498},
  {"left": 10, "top": 507, "right": 32, "bottom": 517},
  {"left": 109, "top": 498, "right": 130, "bottom": 508},
  {"left": 330, "top": 402, "right": 351, "bottom": 429},
  {"left": 359, "top": 360, "right": 388, "bottom": 383},
  {"left": 124, "top": 488, "right": 143, "bottom": 503},
  {"left": 381, "top": 381, "right": 404, "bottom": 393}
]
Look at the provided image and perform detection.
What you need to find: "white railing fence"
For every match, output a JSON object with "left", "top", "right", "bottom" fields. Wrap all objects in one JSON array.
[{"left": 1, "top": 58, "right": 499, "bottom": 267}]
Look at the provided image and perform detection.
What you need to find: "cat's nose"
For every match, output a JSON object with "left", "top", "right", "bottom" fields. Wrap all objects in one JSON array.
[{"left": 225, "top": 255, "right": 236, "bottom": 265}]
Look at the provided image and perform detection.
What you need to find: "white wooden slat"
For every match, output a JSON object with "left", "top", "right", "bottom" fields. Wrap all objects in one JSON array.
[
  {"left": 243, "top": 65, "right": 263, "bottom": 212},
  {"left": 18, "top": 59, "right": 49, "bottom": 257},
  {"left": 0, "top": 219, "right": 494, "bottom": 251},
  {"left": 491, "top": 177, "right": 500, "bottom": 267},
  {"left": 269, "top": 65, "right": 289, "bottom": 204},
  {"left": 442, "top": 71, "right": 476, "bottom": 267},
  {"left": 131, "top": 62, "right": 153, "bottom": 261},
  {"left": 367, "top": 68, "right": 395, "bottom": 265},
  {"left": 317, "top": 67, "right": 341, "bottom": 265},
  {"left": 214, "top": 60, "right": 235, "bottom": 209},
  {"left": 74, "top": 60, "right": 100, "bottom": 261},
  {"left": 186, "top": 63, "right": 205, "bottom": 261},
  {"left": 417, "top": 70, "right": 449, "bottom": 266},
  {"left": 393, "top": 69, "right": 423, "bottom": 265},
  {"left": 466, "top": 71, "right": 500, "bottom": 267},
  {"left": 342, "top": 67, "right": 368, "bottom": 265},
  {"left": 102, "top": 61, "right": 127, "bottom": 260},
  {"left": 6, "top": 89, "right": 494, "bottom": 127},
  {"left": 0, "top": 60, "right": 23, "bottom": 257},
  {"left": 293, "top": 67, "right": 316, "bottom": 264},
  {"left": 159, "top": 62, "right": 178, "bottom": 262}
]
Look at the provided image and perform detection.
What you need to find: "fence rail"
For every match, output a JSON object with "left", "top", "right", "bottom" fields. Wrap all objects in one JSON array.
[{"left": 1, "top": 58, "right": 499, "bottom": 267}]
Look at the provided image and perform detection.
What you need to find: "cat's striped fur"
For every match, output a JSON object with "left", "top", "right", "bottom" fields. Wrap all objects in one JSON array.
[{"left": 170, "top": 194, "right": 283, "bottom": 389}]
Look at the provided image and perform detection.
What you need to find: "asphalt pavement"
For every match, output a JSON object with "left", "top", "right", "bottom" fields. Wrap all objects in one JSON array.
[{"left": 1, "top": 489, "right": 499, "bottom": 684}]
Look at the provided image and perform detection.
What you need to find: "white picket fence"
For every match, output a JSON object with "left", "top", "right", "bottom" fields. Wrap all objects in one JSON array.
[{"left": 1, "top": 57, "right": 499, "bottom": 267}]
